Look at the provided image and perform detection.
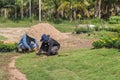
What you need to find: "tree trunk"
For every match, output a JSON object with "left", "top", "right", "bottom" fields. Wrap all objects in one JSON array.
[
  {"left": 21, "top": 0, "right": 23, "bottom": 19},
  {"left": 39, "top": 0, "right": 41, "bottom": 22},
  {"left": 73, "top": 10, "right": 76, "bottom": 21},
  {"left": 4, "top": 8, "right": 7, "bottom": 18},
  {"left": 94, "top": 0, "right": 101, "bottom": 18},
  {"left": 70, "top": 5, "right": 73, "bottom": 22},
  {"left": 29, "top": 0, "right": 32, "bottom": 18},
  {"left": 15, "top": 3, "right": 17, "bottom": 19},
  {"left": 98, "top": 0, "right": 101, "bottom": 19}
]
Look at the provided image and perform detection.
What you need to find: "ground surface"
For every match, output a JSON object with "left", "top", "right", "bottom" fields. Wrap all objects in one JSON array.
[
  {"left": 8, "top": 56, "right": 27, "bottom": 80},
  {"left": 0, "top": 23, "right": 94, "bottom": 80},
  {"left": 0, "top": 28, "right": 29, "bottom": 42}
]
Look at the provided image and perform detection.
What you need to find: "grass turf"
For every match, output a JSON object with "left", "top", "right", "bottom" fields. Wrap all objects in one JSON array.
[{"left": 16, "top": 48, "right": 120, "bottom": 80}]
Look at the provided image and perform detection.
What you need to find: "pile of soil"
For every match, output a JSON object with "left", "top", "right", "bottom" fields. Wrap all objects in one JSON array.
[
  {"left": 27, "top": 23, "right": 69, "bottom": 42},
  {"left": 0, "top": 23, "right": 94, "bottom": 49}
]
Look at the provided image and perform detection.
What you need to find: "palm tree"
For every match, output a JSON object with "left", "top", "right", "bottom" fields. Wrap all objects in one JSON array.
[
  {"left": 57, "top": 0, "right": 90, "bottom": 21},
  {"left": 94, "top": 0, "right": 119, "bottom": 19}
]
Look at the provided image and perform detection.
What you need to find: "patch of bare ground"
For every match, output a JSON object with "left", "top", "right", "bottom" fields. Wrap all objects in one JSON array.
[
  {"left": 0, "top": 28, "right": 29, "bottom": 42},
  {"left": 8, "top": 56, "right": 27, "bottom": 80}
]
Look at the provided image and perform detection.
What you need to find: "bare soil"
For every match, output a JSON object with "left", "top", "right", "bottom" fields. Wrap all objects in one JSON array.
[
  {"left": 8, "top": 56, "right": 27, "bottom": 80},
  {"left": 0, "top": 28, "right": 29, "bottom": 42},
  {"left": 27, "top": 23, "right": 69, "bottom": 42}
]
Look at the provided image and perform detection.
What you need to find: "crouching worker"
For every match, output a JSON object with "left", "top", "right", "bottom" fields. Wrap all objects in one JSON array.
[
  {"left": 36, "top": 34, "right": 60, "bottom": 56},
  {"left": 18, "top": 34, "right": 39, "bottom": 53}
]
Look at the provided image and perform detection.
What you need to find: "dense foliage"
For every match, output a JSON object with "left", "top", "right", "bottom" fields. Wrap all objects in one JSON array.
[
  {"left": 0, "top": 41, "right": 17, "bottom": 52},
  {"left": 92, "top": 37, "right": 120, "bottom": 49},
  {"left": 0, "top": 0, "right": 119, "bottom": 21},
  {"left": 109, "top": 16, "right": 120, "bottom": 24}
]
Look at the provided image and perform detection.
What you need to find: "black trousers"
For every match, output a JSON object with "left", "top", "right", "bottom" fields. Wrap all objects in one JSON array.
[{"left": 37, "top": 45, "right": 60, "bottom": 55}]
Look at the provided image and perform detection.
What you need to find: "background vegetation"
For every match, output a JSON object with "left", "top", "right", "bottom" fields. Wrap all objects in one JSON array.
[{"left": 0, "top": 0, "right": 119, "bottom": 21}]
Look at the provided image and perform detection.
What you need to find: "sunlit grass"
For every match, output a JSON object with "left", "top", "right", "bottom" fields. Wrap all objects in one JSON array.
[{"left": 16, "top": 48, "right": 120, "bottom": 80}]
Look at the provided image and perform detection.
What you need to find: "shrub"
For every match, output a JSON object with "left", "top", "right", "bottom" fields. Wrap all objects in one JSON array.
[
  {"left": 92, "top": 40, "right": 105, "bottom": 48},
  {"left": 75, "top": 27, "right": 89, "bottom": 34},
  {"left": 104, "top": 38, "right": 117, "bottom": 48},
  {"left": 90, "top": 18, "right": 104, "bottom": 24},
  {"left": 74, "top": 25, "right": 95, "bottom": 34},
  {"left": 114, "top": 39, "right": 120, "bottom": 49},
  {"left": 0, "top": 41, "right": 17, "bottom": 52},
  {"left": 92, "top": 37, "right": 119, "bottom": 49},
  {"left": 105, "top": 27, "right": 120, "bottom": 33},
  {"left": 109, "top": 16, "right": 120, "bottom": 24}
]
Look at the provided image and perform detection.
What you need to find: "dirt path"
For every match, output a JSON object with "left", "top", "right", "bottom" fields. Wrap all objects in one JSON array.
[
  {"left": 8, "top": 56, "right": 27, "bottom": 80},
  {"left": 0, "top": 28, "right": 29, "bottom": 42}
]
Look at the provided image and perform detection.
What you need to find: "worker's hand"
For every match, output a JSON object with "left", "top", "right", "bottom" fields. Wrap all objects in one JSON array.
[
  {"left": 34, "top": 47, "right": 39, "bottom": 51},
  {"left": 36, "top": 48, "right": 39, "bottom": 51},
  {"left": 36, "top": 49, "right": 42, "bottom": 55},
  {"left": 29, "top": 48, "right": 32, "bottom": 51}
]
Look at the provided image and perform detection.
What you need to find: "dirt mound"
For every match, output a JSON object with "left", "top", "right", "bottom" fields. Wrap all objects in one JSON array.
[{"left": 27, "top": 23, "right": 69, "bottom": 42}]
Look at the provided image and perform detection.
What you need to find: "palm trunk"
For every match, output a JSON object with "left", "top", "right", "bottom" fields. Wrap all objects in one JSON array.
[
  {"left": 29, "top": 0, "right": 32, "bottom": 18},
  {"left": 15, "top": 3, "right": 17, "bottom": 19},
  {"left": 70, "top": 0, "right": 73, "bottom": 22},
  {"left": 98, "top": 0, "right": 101, "bottom": 19},
  {"left": 4, "top": 8, "right": 7, "bottom": 18},
  {"left": 21, "top": 0, "right": 23, "bottom": 19},
  {"left": 39, "top": 0, "right": 41, "bottom": 22},
  {"left": 73, "top": 10, "right": 76, "bottom": 20},
  {"left": 70, "top": 5, "right": 73, "bottom": 22}
]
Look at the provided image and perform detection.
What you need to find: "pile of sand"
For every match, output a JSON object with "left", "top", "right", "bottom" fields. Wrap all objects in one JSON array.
[{"left": 27, "top": 23, "right": 69, "bottom": 42}]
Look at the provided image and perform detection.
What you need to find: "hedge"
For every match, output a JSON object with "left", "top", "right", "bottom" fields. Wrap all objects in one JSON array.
[{"left": 0, "top": 41, "right": 17, "bottom": 52}]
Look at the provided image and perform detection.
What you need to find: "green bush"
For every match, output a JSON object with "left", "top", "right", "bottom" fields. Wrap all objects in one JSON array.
[
  {"left": 105, "top": 27, "right": 120, "bottom": 32},
  {"left": 92, "top": 40, "right": 105, "bottom": 48},
  {"left": 92, "top": 37, "right": 118, "bottom": 49},
  {"left": 90, "top": 18, "right": 104, "bottom": 24},
  {"left": 109, "top": 16, "right": 120, "bottom": 24},
  {"left": 104, "top": 38, "right": 116, "bottom": 48},
  {"left": 75, "top": 27, "right": 91, "bottom": 34},
  {"left": 0, "top": 41, "right": 17, "bottom": 52},
  {"left": 114, "top": 39, "right": 120, "bottom": 49}
]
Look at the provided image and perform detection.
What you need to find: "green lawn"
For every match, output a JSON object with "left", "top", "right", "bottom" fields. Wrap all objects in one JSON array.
[
  {"left": 0, "top": 19, "right": 75, "bottom": 32},
  {"left": 77, "top": 30, "right": 118, "bottom": 39},
  {"left": 0, "top": 19, "right": 38, "bottom": 28},
  {"left": 49, "top": 21, "right": 75, "bottom": 32},
  {"left": 16, "top": 48, "right": 120, "bottom": 80},
  {"left": 0, "top": 53, "right": 18, "bottom": 80},
  {"left": 0, "top": 18, "right": 120, "bottom": 33}
]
